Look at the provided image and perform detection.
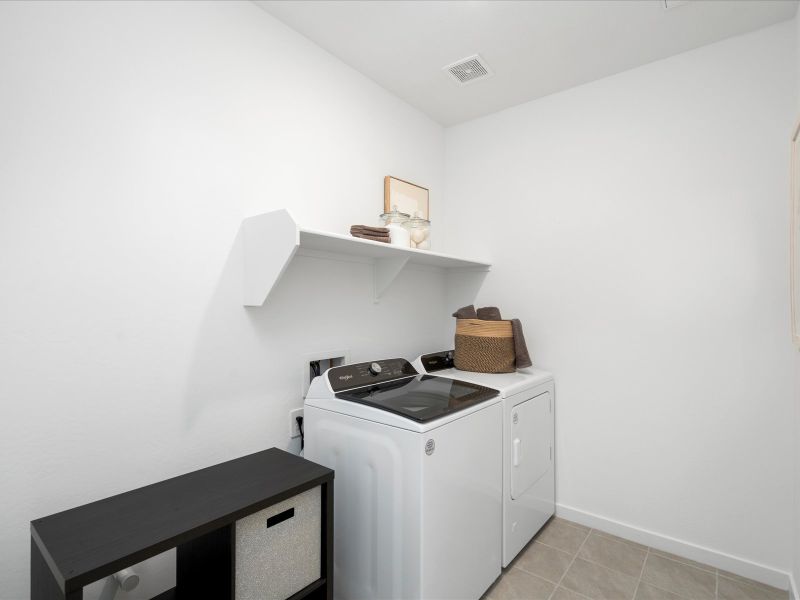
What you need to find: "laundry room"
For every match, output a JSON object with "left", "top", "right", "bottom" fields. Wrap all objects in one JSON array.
[{"left": 2, "top": 1, "right": 799, "bottom": 600}]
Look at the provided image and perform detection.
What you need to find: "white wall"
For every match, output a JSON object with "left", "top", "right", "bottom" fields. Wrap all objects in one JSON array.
[
  {"left": 793, "top": 10, "right": 800, "bottom": 598},
  {"left": 445, "top": 21, "right": 797, "bottom": 581},
  {"left": 0, "top": 2, "right": 446, "bottom": 598}
]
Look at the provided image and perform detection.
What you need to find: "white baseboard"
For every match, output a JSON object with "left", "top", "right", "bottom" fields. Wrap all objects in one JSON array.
[
  {"left": 790, "top": 572, "right": 798, "bottom": 600},
  {"left": 556, "top": 503, "right": 791, "bottom": 591}
]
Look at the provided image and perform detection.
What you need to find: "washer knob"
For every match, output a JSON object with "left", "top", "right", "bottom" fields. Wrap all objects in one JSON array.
[{"left": 369, "top": 362, "right": 382, "bottom": 375}]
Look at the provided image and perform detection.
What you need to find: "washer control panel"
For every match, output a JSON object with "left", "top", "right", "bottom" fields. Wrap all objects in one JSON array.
[{"left": 328, "top": 358, "right": 418, "bottom": 392}]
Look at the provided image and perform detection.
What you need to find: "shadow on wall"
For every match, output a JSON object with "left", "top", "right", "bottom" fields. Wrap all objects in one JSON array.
[{"left": 180, "top": 227, "right": 453, "bottom": 456}]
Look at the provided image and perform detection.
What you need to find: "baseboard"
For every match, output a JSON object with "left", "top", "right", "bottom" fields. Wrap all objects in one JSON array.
[
  {"left": 790, "top": 572, "right": 798, "bottom": 600},
  {"left": 556, "top": 503, "right": 791, "bottom": 590}
]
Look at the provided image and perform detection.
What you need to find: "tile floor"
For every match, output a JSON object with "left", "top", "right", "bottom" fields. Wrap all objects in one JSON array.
[{"left": 482, "top": 517, "right": 789, "bottom": 600}]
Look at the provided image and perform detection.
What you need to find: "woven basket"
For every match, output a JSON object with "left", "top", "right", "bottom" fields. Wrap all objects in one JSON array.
[{"left": 453, "top": 318, "right": 515, "bottom": 373}]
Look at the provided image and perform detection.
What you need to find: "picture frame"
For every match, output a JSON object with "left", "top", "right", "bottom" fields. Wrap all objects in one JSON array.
[
  {"left": 384, "top": 176, "right": 429, "bottom": 219},
  {"left": 790, "top": 118, "right": 800, "bottom": 348}
]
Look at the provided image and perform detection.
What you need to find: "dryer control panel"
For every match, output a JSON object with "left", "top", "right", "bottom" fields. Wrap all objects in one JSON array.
[
  {"left": 418, "top": 350, "right": 454, "bottom": 373},
  {"left": 328, "top": 358, "right": 418, "bottom": 392}
]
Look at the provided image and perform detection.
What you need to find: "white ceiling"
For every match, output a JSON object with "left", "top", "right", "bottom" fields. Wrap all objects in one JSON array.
[{"left": 256, "top": 0, "right": 797, "bottom": 126}]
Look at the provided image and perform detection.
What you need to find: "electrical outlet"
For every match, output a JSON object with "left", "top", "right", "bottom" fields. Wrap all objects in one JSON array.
[{"left": 289, "top": 408, "right": 303, "bottom": 438}]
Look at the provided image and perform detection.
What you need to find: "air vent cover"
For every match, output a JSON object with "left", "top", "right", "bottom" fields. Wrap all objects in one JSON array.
[{"left": 443, "top": 54, "right": 493, "bottom": 86}]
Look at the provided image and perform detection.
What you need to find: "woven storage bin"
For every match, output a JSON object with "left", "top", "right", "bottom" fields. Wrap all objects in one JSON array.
[{"left": 454, "top": 318, "right": 515, "bottom": 373}]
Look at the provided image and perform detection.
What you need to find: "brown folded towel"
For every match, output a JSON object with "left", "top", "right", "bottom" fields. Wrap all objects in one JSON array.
[
  {"left": 452, "top": 305, "right": 477, "bottom": 319},
  {"left": 350, "top": 225, "right": 390, "bottom": 235},
  {"left": 511, "top": 318, "right": 532, "bottom": 369},
  {"left": 351, "top": 232, "right": 390, "bottom": 243},
  {"left": 476, "top": 306, "right": 502, "bottom": 321}
]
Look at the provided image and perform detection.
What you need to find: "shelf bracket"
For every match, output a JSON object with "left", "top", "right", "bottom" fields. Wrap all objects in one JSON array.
[
  {"left": 373, "top": 257, "right": 409, "bottom": 302},
  {"left": 242, "top": 209, "right": 300, "bottom": 307}
]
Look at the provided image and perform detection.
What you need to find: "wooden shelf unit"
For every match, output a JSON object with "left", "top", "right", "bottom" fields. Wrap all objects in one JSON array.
[{"left": 31, "top": 449, "right": 334, "bottom": 600}]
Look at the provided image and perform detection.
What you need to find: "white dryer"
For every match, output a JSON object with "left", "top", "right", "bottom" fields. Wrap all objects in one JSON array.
[
  {"left": 304, "top": 358, "right": 502, "bottom": 600},
  {"left": 413, "top": 351, "right": 555, "bottom": 567}
]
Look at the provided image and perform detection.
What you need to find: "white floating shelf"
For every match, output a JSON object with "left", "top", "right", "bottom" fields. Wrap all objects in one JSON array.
[{"left": 242, "top": 209, "right": 491, "bottom": 306}]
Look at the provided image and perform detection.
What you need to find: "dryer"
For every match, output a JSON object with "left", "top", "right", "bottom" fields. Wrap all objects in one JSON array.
[
  {"left": 413, "top": 351, "right": 555, "bottom": 567},
  {"left": 304, "top": 358, "right": 503, "bottom": 599}
]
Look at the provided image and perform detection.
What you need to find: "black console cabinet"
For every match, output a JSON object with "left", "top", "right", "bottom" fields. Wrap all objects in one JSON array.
[{"left": 30, "top": 448, "right": 334, "bottom": 600}]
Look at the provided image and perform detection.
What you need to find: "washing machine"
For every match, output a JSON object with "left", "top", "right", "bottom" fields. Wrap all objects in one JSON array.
[
  {"left": 413, "top": 350, "right": 555, "bottom": 567},
  {"left": 304, "top": 358, "right": 502, "bottom": 600}
]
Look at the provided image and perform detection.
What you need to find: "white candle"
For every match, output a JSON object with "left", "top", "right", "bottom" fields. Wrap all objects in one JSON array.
[{"left": 387, "top": 223, "right": 411, "bottom": 247}]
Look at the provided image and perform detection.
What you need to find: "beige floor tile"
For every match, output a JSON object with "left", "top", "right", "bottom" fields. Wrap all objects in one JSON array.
[
  {"left": 514, "top": 541, "right": 574, "bottom": 583},
  {"left": 535, "top": 519, "right": 590, "bottom": 554},
  {"left": 578, "top": 531, "right": 648, "bottom": 577},
  {"left": 640, "top": 554, "right": 715, "bottom": 600},
  {"left": 551, "top": 586, "right": 593, "bottom": 600},
  {"left": 485, "top": 568, "right": 555, "bottom": 600},
  {"left": 561, "top": 557, "right": 639, "bottom": 600},
  {"left": 633, "top": 582, "right": 685, "bottom": 600},
  {"left": 648, "top": 548, "right": 715, "bottom": 573},
  {"left": 553, "top": 517, "right": 592, "bottom": 534},
  {"left": 592, "top": 529, "right": 648, "bottom": 551},
  {"left": 717, "top": 574, "right": 789, "bottom": 600}
]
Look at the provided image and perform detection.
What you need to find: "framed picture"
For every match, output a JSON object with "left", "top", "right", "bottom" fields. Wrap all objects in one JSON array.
[
  {"left": 791, "top": 119, "right": 800, "bottom": 348},
  {"left": 384, "top": 176, "right": 429, "bottom": 219}
]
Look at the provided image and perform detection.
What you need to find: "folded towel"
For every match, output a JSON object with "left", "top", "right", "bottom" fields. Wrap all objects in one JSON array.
[
  {"left": 351, "top": 232, "right": 390, "bottom": 243},
  {"left": 510, "top": 318, "right": 532, "bottom": 369},
  {"left": 476, "top": 306, "right": 502, "bottom": 321},
  {"left": 452, "top": 305, "right": 478, "bottom": 319},
  {"left": 350, "top": 225, "right": 390, "bottom": 235}
]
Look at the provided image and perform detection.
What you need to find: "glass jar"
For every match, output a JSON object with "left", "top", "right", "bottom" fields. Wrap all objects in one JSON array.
[
  {"left": 380, "top": 205, "right": 411, "bottom": 247},
  {"left": 403, "top": 212, "right": 431, "bottom": 250}
]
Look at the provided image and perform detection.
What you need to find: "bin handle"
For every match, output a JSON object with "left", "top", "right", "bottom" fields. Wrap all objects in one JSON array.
[{"left": 266, "top": 507, "right": 295, "bottom": 528}]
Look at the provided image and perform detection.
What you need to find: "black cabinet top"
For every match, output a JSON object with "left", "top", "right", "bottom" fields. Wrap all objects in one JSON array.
[{"left": 31, "top": 448, "right": 333, "bottom": 593}]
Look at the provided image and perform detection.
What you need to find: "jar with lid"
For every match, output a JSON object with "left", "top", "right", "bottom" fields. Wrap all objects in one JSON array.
[
  {"left": 403, "top": 212, "right": 431, "bottom": 250},
  {"left": 379, "top": 205, "right": 411, "bottom": 247}
]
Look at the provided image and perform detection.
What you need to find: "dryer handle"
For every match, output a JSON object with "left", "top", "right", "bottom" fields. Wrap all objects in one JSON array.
[{"left": 513, "top": 438, "right": 521, "bottom": 467}]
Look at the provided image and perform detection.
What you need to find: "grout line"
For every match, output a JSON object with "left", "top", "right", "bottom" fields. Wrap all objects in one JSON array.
[
  {"left": 631, "top": 546, "right": 650, "bottom": 600},
  {"left": 560, "top": 519, "right": 748, "bottom": 600},
  {"left": 513, "top": 519, "right": 776, "bottom": 600},
  {"left": 546, "top": 527, "right": 593, "bottom": 600},
  {"left": 639, "top": 551, "right": 716, "bottom": 600},
  {"left": 649, "top": 547, "right": 715, "bottom": 574},
  {"left": 642, "top": 580, "right": 700, "bottom": 600},
  {"left": 552, "top": 527, "right": 648, "bottom": 591},
  {"left": 532, "top": 538, "right": 583, "bottom": 556}
]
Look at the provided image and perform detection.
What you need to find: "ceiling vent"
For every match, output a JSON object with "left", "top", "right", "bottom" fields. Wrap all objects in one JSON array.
[{"left": 443, "top": 54, "right": 493, "bottom": 86}]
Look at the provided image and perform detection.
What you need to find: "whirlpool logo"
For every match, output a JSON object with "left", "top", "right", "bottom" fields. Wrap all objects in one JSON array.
[{"left": 338, "top": 374, "right": 353, "bottom": 381}]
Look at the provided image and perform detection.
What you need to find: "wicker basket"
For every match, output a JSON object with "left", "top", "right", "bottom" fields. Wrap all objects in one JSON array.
[{"left": 453, "top": 318, "right": 515, "bottom": 373}]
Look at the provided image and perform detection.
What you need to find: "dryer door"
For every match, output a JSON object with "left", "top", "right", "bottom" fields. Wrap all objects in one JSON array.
[{"left": 511, "top": 391, "right": 551, "bottom": 500}]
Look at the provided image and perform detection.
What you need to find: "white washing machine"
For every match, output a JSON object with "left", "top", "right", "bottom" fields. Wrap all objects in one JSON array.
[
  {"left": 304, "top": 358, "right": 502, "bottom": 600},
  {"left": 413, "top": 351, "right": 555, "bottom": 567}
]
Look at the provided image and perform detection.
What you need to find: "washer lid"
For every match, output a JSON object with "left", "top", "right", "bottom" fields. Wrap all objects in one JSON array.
[{"left": 335, "top": 375, "right": 499, "bottom": 423}]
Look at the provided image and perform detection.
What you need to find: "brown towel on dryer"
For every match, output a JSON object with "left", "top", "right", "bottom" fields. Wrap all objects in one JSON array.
[
  {"left": 511, "top": 318, "right": 532, "bottom": 368},
  {"left": 452, "top": 305, "right": 478, "bottom": 319},
  {"left": 477, "top": 306, "right": 502, "bottom": 321}
]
